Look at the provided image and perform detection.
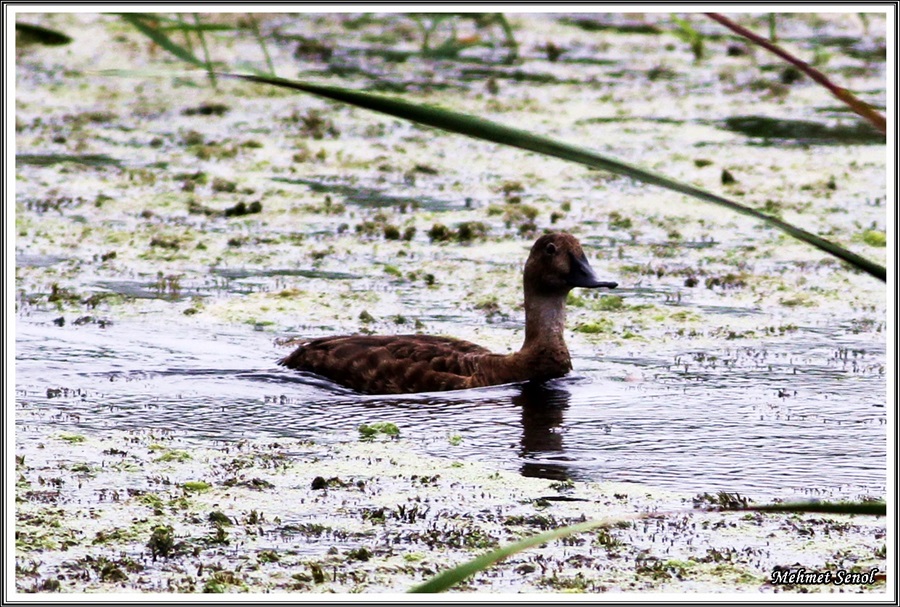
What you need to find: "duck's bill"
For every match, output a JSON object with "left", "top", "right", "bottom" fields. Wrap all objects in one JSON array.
[{"left": 566, "top": 253, "right": 618, "bottom": 289}]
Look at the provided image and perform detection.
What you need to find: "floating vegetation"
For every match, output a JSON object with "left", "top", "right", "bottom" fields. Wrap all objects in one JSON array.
[
  {"left": 861, "top": 229, "right": 886, "bottom": 247},
  {"left": 722, "top": 116, "right": 885, "bottom": 145},
  {"left": 358, "top": 422, "right": 400, "bottom": 440},
  {"left": 188, "top": 199, "right": 262, "bottom": 217}
]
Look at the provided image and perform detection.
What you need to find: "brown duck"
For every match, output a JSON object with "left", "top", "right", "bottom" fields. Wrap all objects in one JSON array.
[{"left": 279, "top": 232, "right": 617, "bottom": 394}]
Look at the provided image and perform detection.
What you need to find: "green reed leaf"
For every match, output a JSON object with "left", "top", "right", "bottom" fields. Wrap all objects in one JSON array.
[
  {"left": 118, "top": 13, "right": 205, "bottom": 67},
  {"left": 409, "top": 516, "right": 632, "bottom": 593}
]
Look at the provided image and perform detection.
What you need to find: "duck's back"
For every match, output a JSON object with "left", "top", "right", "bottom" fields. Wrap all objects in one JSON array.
[{"left": 279, "top": 334, "right": 493, "bottom": 394}]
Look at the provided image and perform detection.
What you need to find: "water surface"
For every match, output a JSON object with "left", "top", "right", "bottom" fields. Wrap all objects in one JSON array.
[{"left": 16, "top": 313, "right": 885, "bottom": 501}]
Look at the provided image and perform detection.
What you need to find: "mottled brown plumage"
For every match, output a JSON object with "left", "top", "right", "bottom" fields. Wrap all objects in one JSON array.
[{"left": 279, "top": 232, "right": 617, "bottom": 394}]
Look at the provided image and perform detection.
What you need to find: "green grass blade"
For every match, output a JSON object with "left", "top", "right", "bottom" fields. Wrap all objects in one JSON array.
[
  {"left": 193, "top": 13, "right": 217, "bottom": 87},
  {"left": 118, "top": 13, "right": 205, "bottom": 68},
  {"left": 247, "top": 15, "right": 276, "bottom": 76},
  {"left": 671, "top": 15, "right": 704, "bottom": 61},
  {"left": 120, "top": 12, "right": 193, "bottom": 25},
  {"left": 409, "top": 498, "right": 885, "bottom": 592},
  {"left": 119, "top": 12, "right": 238, "bottom": 32},
  {"left": 174, "top": 14, "right": 194, "bottom": 54},
  {"left": 159, "top": 22, "right": 237, "bottom": 33},
  {"left": 409, "top": 516, "right": 631, "bottom": 593},
  {"left": 221, "top": 73, "right": 885, "bottom": 282}
]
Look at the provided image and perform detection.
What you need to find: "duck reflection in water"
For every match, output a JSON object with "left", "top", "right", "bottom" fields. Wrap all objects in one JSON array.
[
  {"left": 328, "top": 381, "right": 579, "bottom": 481},
  {"left": 515, "top": 381, "right": 573, "bottom": 481}
]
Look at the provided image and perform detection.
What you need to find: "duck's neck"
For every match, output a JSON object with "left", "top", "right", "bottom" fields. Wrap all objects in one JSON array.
[
  {"left": 467, "top": 290, "right": 572, "bottom": 387},
  {"left": 522, "top": 291, "right": 569, "bottom": 351}
]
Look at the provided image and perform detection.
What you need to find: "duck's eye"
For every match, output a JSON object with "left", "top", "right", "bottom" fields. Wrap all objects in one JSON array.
[{"left": 545, "top": 242, "right": 558, "bottom": 256}]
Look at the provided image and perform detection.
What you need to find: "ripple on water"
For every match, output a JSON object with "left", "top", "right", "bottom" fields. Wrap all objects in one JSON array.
[{"left": 15, "top": 316, "right": 886, "bottom": 501}]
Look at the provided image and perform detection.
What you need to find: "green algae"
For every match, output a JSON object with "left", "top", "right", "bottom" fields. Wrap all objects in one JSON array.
[
  {"left": 58, "top": 434, "right": 86, "bottom": 443},
  {"left": 138, "top": 492, "right": 165, "bottom": 513},
  {"left": 574, "top": 319, "right": 614, "bottom": 334},
  {"left": 358, "top": 422, "right": 401, "bottom": 440},
  {"left": 182, "top": 481, "right": 212, "bottom": 493},
  {"left": 861, "top": 229, "right": 886, "bottom": 247},
  {"left": 154, "top": 449, "right": 192, "bottom": 463}
]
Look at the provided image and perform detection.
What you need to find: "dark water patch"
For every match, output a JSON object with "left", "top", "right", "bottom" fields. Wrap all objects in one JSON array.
[
  {"left": 552, "top": 56, "right": 620, "bottom": 67},
  {"left": 814, "top": 35, "right": 886, "bottom": 60},
  {"left": 309, "top": 69, "right": 465, "bottom": 94},
  {"left": 459, "top": 67, "right": 571, "bottom": 85},
  {"left": 211, "top": 267, "right": 360, "bottom": 281},
  {"left": 91, "top": 280, "right": 193, "bottom": 301},
  {"left": 358, "top": 47, "right": 416, "bottom": 63},
  {"left": 842, "top": 41, "right": 887, "bottom": 61},
  {"left": 321, "top": 62, "right": 388, "bottom": 81},
  {"left": 694, "top": 304, "right": 764, "bottom": 317},
  {"left": 314, "top": 54, "right": 571, "bottom": 92},
  {"left": 16, "top": 153, "right": 124, "bottom": 167},
  {"left": 578, "top": 114, "right": 883, "bottom": 145},
  {"left": 678, "top": 240, "right": 718, "bottom": 250},
  {"left": 92, "top": 268, "right": 358, "bottom": 301},
  {"left": 577, "top": 116, "right": 688, "bottom": 126},
  {"left": 721, "top": 116, "right": 885, "bottom": 145},
  {"left": 301, "top": 43, "right": 509, "bottom": 67},
  {"left": 274, "top": 176, "right": 463, "bottom": 212},
  {"left": 559, "top": 16, "right": 664, "bottom": 35},
  {"left": 815, "top": 103, "right": 887, "bottom": 116},
  {"left": 16, "top": 254, "right": 69, "bottom": 268},
  {"left": 294, "top": 46, "right": 494, "bottom": 94}
]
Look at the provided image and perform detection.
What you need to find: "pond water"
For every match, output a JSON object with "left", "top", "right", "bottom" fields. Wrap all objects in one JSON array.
[
  {"left": 16, "top": 309, "right": 885, "bottom": 501},
  {"left": 14, "top": 12, "right": 887, "bottom": 510}
]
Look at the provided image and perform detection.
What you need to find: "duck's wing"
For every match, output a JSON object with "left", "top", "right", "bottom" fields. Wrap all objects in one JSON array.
[{"left": 278, "top": 334, "right": 493, "bottom": 394}]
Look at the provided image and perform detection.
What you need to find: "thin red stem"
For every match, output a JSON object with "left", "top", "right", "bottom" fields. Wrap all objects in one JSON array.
[{"left": 705, "top": 12, "right": 886, "bottom": 134}]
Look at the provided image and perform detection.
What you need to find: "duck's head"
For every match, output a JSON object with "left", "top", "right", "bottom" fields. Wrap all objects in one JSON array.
[{"left": 524, "top": 232, "right": 618, "bottom": 296}]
